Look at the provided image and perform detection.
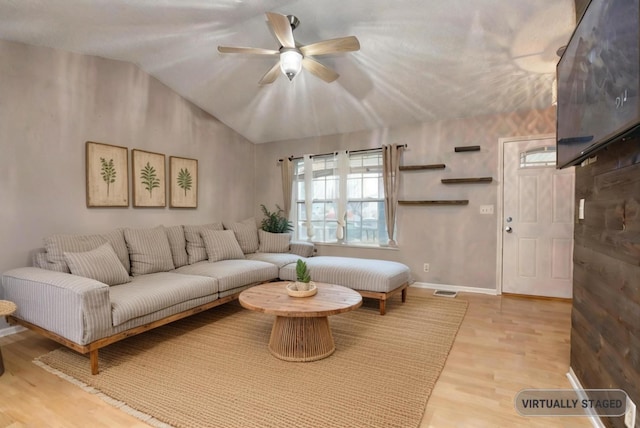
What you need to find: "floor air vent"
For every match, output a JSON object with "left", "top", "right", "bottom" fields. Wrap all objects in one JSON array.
[{"left": 433, "top": 290, "right": 457, "bottom": 298}]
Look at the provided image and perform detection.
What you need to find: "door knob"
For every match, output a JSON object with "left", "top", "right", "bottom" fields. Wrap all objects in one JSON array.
[{"left": 505, "top": 226, "right": 513, "bottom": 233}]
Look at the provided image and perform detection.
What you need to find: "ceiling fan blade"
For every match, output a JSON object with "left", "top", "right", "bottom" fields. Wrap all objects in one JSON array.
[
  {"left": 266, "top": 12, "right": 295, "bottom": 49},
  {"left": 302, "top": 57, "right": 339, "bottom": 83},
  {"left": 259, "top": 62, "right": 281, "bottom": 85},
  {"left": 218, "top": 46, "right": 279, "bottom": 55},
  {"left": 300, "top": 36, "right": 360, "bottom": 56}
]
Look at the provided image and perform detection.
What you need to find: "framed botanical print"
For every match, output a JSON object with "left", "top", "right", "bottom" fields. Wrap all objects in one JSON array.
[
  {"left": 169, "top": 156, "right": 198, "bottom": 208},
  {"left": 86, "top": 141, "right": 129, "bottom": 207},
  {"left": 132, "top": 149, "right": 166, "bottom": 207}
]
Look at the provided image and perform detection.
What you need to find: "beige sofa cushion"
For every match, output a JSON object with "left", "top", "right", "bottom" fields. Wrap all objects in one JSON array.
[
  {"left": 44, "top": 229, "right": 130, "bottom": 274},
  {"left": 124, "top": 226, "right": 175, "bottom": 276},
  {"left": 165, "top": 225, "right": 188, "bottom": 268},
  {"left": 225, "top": 218, "right": 259, "bottom": 254},
  {"left": 278, "top": 256, "right": 411, "bottom": 293},
  {"left": 258, "top": 230, "right": 291, "bottom": 253},
  {"left": 110, "top": 272, "right": 218, "bottom": 327},
  {"left": 289, "top": 241, "right": 315, "bottom": 258},
  {"left": 64, "top": 243, "right": 131, "bottom": 286},
  {"left": 174, "top": 259, "right": 278, "bottom": 296},
  {"left": 183, "top": 223, "right": 224, "bottom": 264},
  {"left": 201, "top": 230, "right": 245, "bottom": 262},
  {"left": 246, "top": 252, "right": 303, "bottom": 268}
]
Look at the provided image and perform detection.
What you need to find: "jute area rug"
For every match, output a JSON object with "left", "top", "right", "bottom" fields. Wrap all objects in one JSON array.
[{"left": 36, "top": 295, "right": 467, "bottom": 428}]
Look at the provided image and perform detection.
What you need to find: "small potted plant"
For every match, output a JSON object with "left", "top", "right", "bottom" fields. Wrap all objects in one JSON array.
[
  {"left": 287, "top": 259, "right": 317, "bottom": 297},
  {"left": 295, "top": 259, "right": 312, "bottom": 291}
]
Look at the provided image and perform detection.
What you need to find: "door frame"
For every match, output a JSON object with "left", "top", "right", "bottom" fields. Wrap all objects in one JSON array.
[{"left": 495, "top": 133, "right": 556, "bottom": 295}]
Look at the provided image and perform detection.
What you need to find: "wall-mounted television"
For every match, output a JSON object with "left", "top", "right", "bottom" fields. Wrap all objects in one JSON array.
[{"left": 556, "top": 0, "right": 640, "bottom": 169}]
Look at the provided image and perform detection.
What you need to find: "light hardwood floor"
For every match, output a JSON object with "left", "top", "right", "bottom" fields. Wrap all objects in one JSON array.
[{"left": 0, "top": 287, "right": 592, "bottom": 427}]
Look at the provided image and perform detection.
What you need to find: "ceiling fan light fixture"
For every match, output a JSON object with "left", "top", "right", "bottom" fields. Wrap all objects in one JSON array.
[
  {"left": 280, "top": 48, "right": 303, "bottom": 81},
  {"left": 218, "top": 12, "right": 359, "bottom": 85}
]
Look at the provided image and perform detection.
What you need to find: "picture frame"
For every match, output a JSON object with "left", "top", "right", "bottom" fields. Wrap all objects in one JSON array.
[
  {"left": 169, "top": 156, "right": 198, "bottom": 208},
  {"left": 132, "top": 149, "right": 166, "bottom": 208},
  {"left": 86, "top": 141, "right": 129, "bottom": 207}
]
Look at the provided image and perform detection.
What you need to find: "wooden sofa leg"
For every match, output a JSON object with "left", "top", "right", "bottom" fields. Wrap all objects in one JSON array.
[
  {"left": 90, "top": 349, "right": 99, "bottom": 375},
  {"left": 379, "top": 299, "right": 386, "bottom": 316},
  {"left": 402, "top": 287, "right": 407, "bottom": 303}
]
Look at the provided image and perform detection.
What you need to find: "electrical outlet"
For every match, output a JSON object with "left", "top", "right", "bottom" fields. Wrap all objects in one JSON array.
[
  {"left": 625, "top": 396, "right": 636, "bottom": 428},
  {"left": 480, "top": 205, "right": 494, "bottom": 215},
  {"left": 423, "top": 263, "right": 430, "bottom": 272}
]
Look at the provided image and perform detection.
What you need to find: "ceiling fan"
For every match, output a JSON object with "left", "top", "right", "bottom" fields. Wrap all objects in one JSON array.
[{"left": 217, "top": 12, "right": 360, "bottom": 85}]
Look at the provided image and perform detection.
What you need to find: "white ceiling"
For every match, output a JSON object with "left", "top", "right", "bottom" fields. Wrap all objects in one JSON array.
[{"left": 0, "top": 0, "right": 575, "bottom": 144}]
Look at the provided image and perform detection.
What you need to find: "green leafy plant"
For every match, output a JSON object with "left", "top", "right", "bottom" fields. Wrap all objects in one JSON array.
[
  {"left": 177, "top": 168, "right": 192, "bottom": 196},
  {"left": 140, "top": 162, "right": 160, "bottom": 196},
  {"left": 100, "top": 157, "right": 116, "bottom": 196},
  {"left": 295, "top": 259, "right": 311, "bottom": 283},
  {"left": 260, "top": 204, "right": 293, "bottom": 233}
]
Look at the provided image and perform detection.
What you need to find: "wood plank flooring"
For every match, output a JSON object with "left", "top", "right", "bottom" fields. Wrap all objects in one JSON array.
[
  {"left": 0, "top": 288, "right": 592, "bottom": 427},
  {"left": 419, "top": 289, "right": 591, "bottom": 428}
]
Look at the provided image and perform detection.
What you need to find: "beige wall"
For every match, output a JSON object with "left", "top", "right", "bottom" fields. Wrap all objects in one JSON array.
[
  {"left": 0, "top": 37, "right": 557, "bottom": 320},
  {"left": 0, "top": 40, "right": 255, "bottom": 283},
  {"left": 254, "top": 108, "right": 556, "bottom": 290}
]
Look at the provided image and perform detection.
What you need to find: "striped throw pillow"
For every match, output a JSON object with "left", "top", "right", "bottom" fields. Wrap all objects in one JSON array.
[
  {"left": 165, "top": 225, "right": 188, "bottom": 268},
  {"left": 64, "top": 243, "right": 131, "bottom": 286},
  {"left": 201, "top": 230, "right": 245, "bottom": 262},
  {"left": 258, "top": 230, "right": 291, "bottom": 253},
  {"left": 44, "top": 229, "right": 130, "bottom": 274},
  {"left": 225, "top": 218, "right": 259, "bottom": 254},
  {"left": 124, "top": 226, "right": 175, "bottom": 276},
  {"left": 183, "top": 223, "right": 224, "bottom": 264}
]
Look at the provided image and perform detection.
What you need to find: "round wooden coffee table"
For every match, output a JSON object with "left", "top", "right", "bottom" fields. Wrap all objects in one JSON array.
[{"left": 239, "top": 282, "right": 362, "bottom": 362}]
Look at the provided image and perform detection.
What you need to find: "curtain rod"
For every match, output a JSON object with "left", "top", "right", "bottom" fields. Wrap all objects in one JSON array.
[{"left": 278, "top": 144, "right": 407, "bottom": 162}]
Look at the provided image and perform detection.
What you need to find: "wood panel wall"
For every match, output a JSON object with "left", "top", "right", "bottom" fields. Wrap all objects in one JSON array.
[{"left": 572, "top": 136, "right": 640, "bottom": 428}]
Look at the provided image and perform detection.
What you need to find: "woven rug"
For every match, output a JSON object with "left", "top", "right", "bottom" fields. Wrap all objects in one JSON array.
[{"left": 35, "top": 295, "right": 467, "bottom": 428}]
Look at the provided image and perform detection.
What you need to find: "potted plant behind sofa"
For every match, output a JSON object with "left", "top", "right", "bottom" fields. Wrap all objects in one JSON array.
[{"left": 259, "top": 204, "right": 293, "bottom": 233}]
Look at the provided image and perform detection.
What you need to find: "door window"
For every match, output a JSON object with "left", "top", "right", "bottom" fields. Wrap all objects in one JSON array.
[{"left": 519, "top": 146, "right": 556, "bottom": 168}]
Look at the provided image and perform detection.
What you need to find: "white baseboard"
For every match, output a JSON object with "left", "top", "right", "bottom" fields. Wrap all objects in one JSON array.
[
  {"left": 0, "top": 325, "right": 26, "bottom": 338},
  {"left": 410, "top": 282, "right": 498, "bottom": 295},
  {"left": 567, "top": 367, "right": 605, "bottom": 428}
]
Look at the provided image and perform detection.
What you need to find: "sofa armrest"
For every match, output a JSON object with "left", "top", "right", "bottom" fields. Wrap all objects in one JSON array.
[
  {"left": 290, "top": 241, "right": 314, "bottom": 258},
  {"left": 1, "top": 267, "right": 112, "bottom": 345}
]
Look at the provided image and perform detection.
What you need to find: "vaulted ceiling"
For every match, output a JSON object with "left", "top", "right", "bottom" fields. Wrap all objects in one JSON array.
[{"left": 0, "top": 0, "right": 575, "bottom": 144}]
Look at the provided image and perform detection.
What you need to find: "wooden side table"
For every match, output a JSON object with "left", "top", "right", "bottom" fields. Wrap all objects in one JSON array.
[{"left": 0, "top": 300, "right": 17, "bottom": 376}]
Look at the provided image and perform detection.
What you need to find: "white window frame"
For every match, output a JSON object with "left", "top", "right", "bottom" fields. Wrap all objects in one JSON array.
[{"left": 292, "top": 151, "right": 388, "bottom": 246}]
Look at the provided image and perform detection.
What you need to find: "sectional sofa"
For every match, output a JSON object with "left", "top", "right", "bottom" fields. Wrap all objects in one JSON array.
[{"left": 1, "top": 220, "right": 411, "bottom": 374}]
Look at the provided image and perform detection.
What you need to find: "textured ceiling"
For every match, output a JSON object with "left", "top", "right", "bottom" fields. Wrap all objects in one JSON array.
[{"left": 0, "top": 0, "right": 575, "bottom": 144}]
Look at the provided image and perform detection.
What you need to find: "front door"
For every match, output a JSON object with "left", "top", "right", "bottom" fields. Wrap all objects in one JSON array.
[{"left": 501, "top": 136, "right": 575, "bottom": 298}]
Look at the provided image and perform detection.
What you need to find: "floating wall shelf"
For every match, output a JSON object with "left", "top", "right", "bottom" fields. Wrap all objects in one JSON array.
[
  {"left": 398, "top": 200, "right": 469, "bottom": 206},
  {"left": 441, "top": 177, "right": 493, "bottom": 184},
  {"left": 399, "top": 164, "right": 446, "bottom": 171},
  {"left": 454, "top": 145, "right": 481, "bottom": 152}
]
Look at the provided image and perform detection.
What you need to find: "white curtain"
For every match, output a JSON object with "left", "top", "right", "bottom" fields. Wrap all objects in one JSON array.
[
  {"left": 280, "top": 157, "right": 293, "bottom": 219},
  {"left": 335, "top": 151, "right": 349, "bottom": 240},
  {"left": 303, "top": 155, "right": 315, "bottom": 240},
  {"left": 382, "top": 144, "right": 404, "bottom": 246}
]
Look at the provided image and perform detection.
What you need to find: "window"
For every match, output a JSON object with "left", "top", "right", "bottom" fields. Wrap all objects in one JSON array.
[
  {"left": 293, "top": 151, "right": 388, "bottom": 245},
  {"left": 520, "top": 146, "right": 556, "bottom": 168}
]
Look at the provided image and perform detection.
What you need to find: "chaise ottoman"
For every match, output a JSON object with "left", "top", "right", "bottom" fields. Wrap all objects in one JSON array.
[{"left": 279, "top": 256, "right": 412, "bottom": 315}]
